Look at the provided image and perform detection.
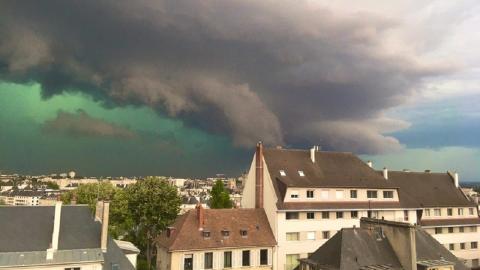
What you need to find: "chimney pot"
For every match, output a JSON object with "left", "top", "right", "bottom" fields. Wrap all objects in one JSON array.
[
  {"left": 383, "top": 167, "right": 388, "bottom": 180},
  {"left": 310, "top": 146, "right": 316, "bottom": 163},
  {"left": 255, "top": 141, "right": 264, "bottom": 208},
  {"left": 196, "top": 204, "right": 205, "bottom": 230},
  {"left": 101, "top": 201, "right": 110, "bottom": 252},
  {"left": 367, "top": 161, "right": 373, "bottom": 168}
]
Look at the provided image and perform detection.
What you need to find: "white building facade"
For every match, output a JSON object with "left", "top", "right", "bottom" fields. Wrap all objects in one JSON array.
[{"left": 241, "top": 143, "right": 480, "bottom": 270}]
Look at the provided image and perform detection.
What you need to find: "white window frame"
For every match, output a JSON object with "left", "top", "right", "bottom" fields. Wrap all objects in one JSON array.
[{"left": 306, "top": 231, "right": 316, "bottom": 240}]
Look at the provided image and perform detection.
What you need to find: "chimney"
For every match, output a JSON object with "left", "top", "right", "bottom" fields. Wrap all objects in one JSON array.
[
  {"left": 310, "top": 146, "right": 316, "bottom": 163},
  {"left": 255, "top": 141, "right": 264, "bottom": 209},
  {"left": 454, "top": 172, "right": 459, "bottom": 188},
  {"left": 101, "top": 201, "right": 110, "bottom": 252},
  {"left": 196, "top": 204, "right": 205, "bottom": 230},
  {"left": 47, "top": 200, "right": 62, "bottom": 260},
  {"left": 367, "top": 161, "right": 373, "bottom": 168},
  {"left": 95, "top": 200, "right": 104, "bottom": 222},
  {"left": 383, "top": 167, "right": 388, "bottom": 180}
]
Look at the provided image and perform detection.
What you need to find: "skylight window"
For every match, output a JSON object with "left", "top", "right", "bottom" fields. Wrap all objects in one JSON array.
[
  {"left": 279, "top": 170, "right": 286, "bottom": 176},
  {"left": 298, "top": 171, "right": 305, "bottom": 177}
]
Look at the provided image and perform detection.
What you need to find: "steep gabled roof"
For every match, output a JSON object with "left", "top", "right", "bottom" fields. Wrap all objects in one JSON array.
[
  {"left": 0, "top": 205, "right": 134, "bottom": 270},
  {"left": 157, "top": 208, "right": 276, "bottom": 251},
  {"left": 262, "top": 148, "right": 397, "bottom": 204},
  {"left": 385, "top": 171, "right": 475, "bottom": 208},
  {"left": 306, "top": 228, "right": 402, "bottom": 270}
]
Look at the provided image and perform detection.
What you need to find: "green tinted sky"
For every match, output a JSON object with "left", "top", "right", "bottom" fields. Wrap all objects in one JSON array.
[{"left": 0, "top": 82, "right": 251, "bottom": 177}]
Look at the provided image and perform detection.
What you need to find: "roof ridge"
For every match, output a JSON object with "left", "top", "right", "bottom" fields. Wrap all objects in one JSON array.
[{"left": 265, "top": 148, "right": 354, "bottom": 155}]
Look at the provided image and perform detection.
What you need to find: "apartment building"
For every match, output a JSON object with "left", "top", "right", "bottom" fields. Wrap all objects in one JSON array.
[
  {"left": 156, "top": 205, "right": 276, "bottom": 270},
  {"left": 241, "top": 143, "right": 480, "bottom": 270},
  {"left": 0, "top": 190, "right": 43, "bottom": 205},
  {"left": 0, "top": 201, "right": 137, "bottom": 270}
]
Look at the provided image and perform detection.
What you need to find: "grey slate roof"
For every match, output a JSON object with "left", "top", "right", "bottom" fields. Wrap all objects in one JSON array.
[
  {"left": 303, "top": 224, "right": 468, "bottom": 270},
  {"left": 385, "top": 171, "right": 476, "bottom": 208},
  {"left": 263, "top": 148, "right": 398, "bottom": 204},
  {"left": 304, "top": 228, "right": 403, "bottom": 270},
  {"left": 0, "top": 205, "right": 134, "bottom": 270}
]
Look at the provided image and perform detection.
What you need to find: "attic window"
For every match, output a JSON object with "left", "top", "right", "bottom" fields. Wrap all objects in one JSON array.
[
  {"left": 298, "top": 171, "right": 305, "bottom": 177},
  {"left": 240, "top": 229, "right": 248, "bottom": 237},
  {"left": 222, "top": 230, "right": 230, "bottom": 238},
  {"left": 202, "top": 230, "right": 211, "bottom": 239},
  {"left": 279, "top": 170, "right": 286, "bottom": 176}
]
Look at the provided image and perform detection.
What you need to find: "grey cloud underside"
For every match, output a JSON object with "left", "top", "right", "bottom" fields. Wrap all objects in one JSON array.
[
  {"left": 0, "top": 0, "right": 455, "bottom": 153},
  {"left": 43, "top": 110, "right": 137, "bottom": 139}
]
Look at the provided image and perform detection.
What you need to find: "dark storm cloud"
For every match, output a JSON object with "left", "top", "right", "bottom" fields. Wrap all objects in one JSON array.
[
  {"left": 43, "top": 110, "right": 137, "bottom": 139},
  {"left": 0, "top": 0, "right": 455, "bottom": 153}
]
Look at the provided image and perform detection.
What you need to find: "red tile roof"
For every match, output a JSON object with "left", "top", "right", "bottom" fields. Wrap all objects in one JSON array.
[{"left": 157, "top": 208, "right": 276, "bottom": 251}]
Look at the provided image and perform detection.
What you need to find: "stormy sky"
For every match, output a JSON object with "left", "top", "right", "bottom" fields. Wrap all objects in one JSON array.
[{"left": 0, "top": 0, "right": 479, "bottom": 179}]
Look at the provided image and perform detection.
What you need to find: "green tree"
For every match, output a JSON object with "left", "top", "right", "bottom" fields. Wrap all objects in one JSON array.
[
  {"left": 45, "top": 181, "right": 60, "bottom": 190},
  {"left": 209, "top": 180, "right": 233, "bottom": 209},
  {"left": 124, "top": 177, "right": 181, "bottom": 270},
  {"left": 61, "top": 182, "right": 117, "bottom": 209}
]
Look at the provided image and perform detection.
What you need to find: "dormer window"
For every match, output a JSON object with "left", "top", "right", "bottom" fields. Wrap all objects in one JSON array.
[
  {"left": 298, "top": 171, "right": 305, "bottom": 177},
  {"left": 279, "top": 170, "right": 286, "bottom": 176},
  {"left": 240, "top": 229, "right": 248, "bottom": 237},
  {"left": 202, "top": 230, "right": 211, "bottom": 239},
  {"left": 222, "top": 229, "right": 230, "bottom": 238}
]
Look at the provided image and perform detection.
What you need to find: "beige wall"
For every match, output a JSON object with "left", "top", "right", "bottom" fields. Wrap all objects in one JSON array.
[
  {"left": 284, "top": 188, "right": 399, "bottom": 203},
  {"left": 158, "top": 247, "right": 274, "bottom": 270}
]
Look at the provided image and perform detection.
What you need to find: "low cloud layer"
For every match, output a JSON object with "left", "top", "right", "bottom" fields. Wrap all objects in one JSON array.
[
  {"left": 0, "top": 0, "right": 461, "bottom": 153},
  {"left": 43, "top": 110, "right": 137, "bottom": 139}
]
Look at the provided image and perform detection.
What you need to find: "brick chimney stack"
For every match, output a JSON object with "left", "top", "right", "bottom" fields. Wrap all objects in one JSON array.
[
  {"left": 255, "top": 141, "right": 264, "bottom": 209},
  {"left": 196, "top": 204, "right": 205, "bottom": 230}
]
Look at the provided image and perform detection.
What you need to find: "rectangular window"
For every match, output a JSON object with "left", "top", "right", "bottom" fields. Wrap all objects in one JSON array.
[
  {"left": 404, "top": 210, "right": 409, "bottom": 221},
  {"left": 460, "top": 243, "right": 466, "bottom": 250},
  {"left": 351, "top": 211, "right": 358, "bottom": 219},
  {"left": 471, "top": 242, "right": 478, "bottom": 249},
  {"left": 306, "top": 231, "right": 316, "bottom": 240},
  {"left": 425, "top": 209, "right": 430, "bottom": 216},
  {"left": 460, "top": 227, "right": 465, "bottom": 233},
  {"left": 286, "top": 254, "right": 300, "bottom": 270},
  {"left": 470, "top": 208, "right": 475, "bottom": 215},
  {"left": 286, "top": 212, "right": 299, "bottom": 220},
  {"left": 320, "top": 190, "right": 329, "bottom": 199},
  {"left": 306, "top": 190, "right": 314, "bottom": 198},
  {"left": 335, "top": 190, "right": 344, "bottom": 199},
  {"left": 204, "top": 252, "right": 213, "bottom": 269},
  {"left": 184, "top": 254, "right": 193, "bottom": 270},
  {"left": 458, "top": 208, "right": 464, "bottom": 216},
  {"left": 286, "top": 232, "right": 300, "bottom": 241},
  {"left": 383, "top": 191, "right": 393, "bottom": 198},
  {"left": 473, "top": 259, "right": 480, "bottom": 268},
  {"left": 368, "top": 210, "right": 379, "bottom": 219},
  {"left": 260, "top": 249, "right": 268, "bottom": 265},
  {"left": 336, "top": 212, "right": 343, "bottom": 219},
  {"left": 321, "top": 212, "right": 330, "bottom": 219},
  {"left": 224, "top": 251, "right": 232, "bottom": 268},
  {"left": 112, "top": 265, "right": 120, "bottom": 270},
  {"left": 279, "top": 170, "right": 286, "bottom": 176},
  {"left": 306, "top": 212, "right": 315, "bottom": 219},
  {"left": 434, "top": 208, "right": 441, "bottom": 216},
  {"left": 290, "top": 192, "right": 299, "bottom": 198},
  {"left": 447, "top": 208, "right": 453, "bottom": 216},
  {"left": 448, "top": 227, "right": 454, "bottom": 233},
  {"left": 471, "top": 226, "right": 478, "bottom": 232},
  {"left": 435, "top": 227, "right": 442, "bottom": 234},
  {"left": 350, "top": 190, "right": 357, "bottom": 198},
  {"left": 242, "top": 250, "right": 250, "bottom": 266},
  {"left": 449, "top": 243, "right": 455, "bottom": 250},
  {"left": 367, "top": 190, "right": 378, "bottom": 198},
  {"left": 322, "top": 231, "right": 330, "bottom": 239},
  {"left": 298, "top": 171, "right": 305, "bottom": 177}
]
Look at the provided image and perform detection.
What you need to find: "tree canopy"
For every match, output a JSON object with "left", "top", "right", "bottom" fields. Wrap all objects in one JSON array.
[{"left": 209, "top": 180, "right": 233, "bottom": 209}]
